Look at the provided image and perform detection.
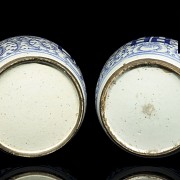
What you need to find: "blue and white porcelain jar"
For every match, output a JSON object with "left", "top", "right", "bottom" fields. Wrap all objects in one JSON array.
[
  {"left": 96, "top": 37, "right": 180, "bottom": 157},
  {"left": 0, "top": 36, "right": 86, "bottom": 157}
]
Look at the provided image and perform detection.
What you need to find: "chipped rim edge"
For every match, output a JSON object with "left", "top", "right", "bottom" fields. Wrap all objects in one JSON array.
[
  {"left": 100, "top": 58, "right": 180, "bottom": 157},
  {"left": 0, "top": 56, "right": 85, "bottom": 158}
]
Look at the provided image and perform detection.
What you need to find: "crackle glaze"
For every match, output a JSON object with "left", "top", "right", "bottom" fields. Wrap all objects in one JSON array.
[
  {"left": 0, "top": 36, "right": 86, "bottom": 157},
  {"left": 96, "top": 36, "right": 180, "bottom": 157}
]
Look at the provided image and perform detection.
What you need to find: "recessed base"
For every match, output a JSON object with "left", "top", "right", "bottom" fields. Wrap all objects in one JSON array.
[
  {"left": 101, "top": 59, "right": 180, "bottom": 156},
  {"left": 0, "top": 58, "right": 82, "bottom": 157}
]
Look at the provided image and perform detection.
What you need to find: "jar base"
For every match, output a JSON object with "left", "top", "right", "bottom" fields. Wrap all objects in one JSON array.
[
  {"left": 100, "top": 58, "right": 180, "bottom": 157},
  {"left": 0, "top": 57, "right": 84, "bottom": 157}
]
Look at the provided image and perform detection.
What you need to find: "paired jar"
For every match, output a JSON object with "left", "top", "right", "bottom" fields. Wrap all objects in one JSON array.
[{"left": 0, "top": 36, "right": 179, "bottom": 157}]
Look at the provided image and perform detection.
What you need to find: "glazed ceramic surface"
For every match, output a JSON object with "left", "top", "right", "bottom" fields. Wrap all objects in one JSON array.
[
  {"left": 0, "top": 36, "right": 86, "bottom": 157},
  {"left": 12, "top": 173, "right": 62, "bottom": 180},
  {"left": 0, "top": 166, "right": 75, "bottom": 180},
  {"left": 106, "top": 166, "right": 180, "bottom": 180},
  {"left": 96, "top": 37, "right": 180, "bottom": 157},
  {"left": 125, "top": 174, "right": 166, "bottom": 180}
]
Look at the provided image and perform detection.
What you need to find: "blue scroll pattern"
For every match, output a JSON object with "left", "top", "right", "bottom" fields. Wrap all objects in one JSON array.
[
  {"left": 95, "top": 37, "right": 180, "bottom": 103},
  {"left": 0, "top": 36, "right": 86, "bottom": 93}
]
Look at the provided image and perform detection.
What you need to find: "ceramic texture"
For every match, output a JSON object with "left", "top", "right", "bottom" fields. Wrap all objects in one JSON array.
[
  {"left": 106, "top": 166, "right": 179, "bottom": 180},
  {"left": 0, "top": 36, "right": 86, "bottom": 157},
  {"left": 0, "top": 166, "right": 76, "bottom": 180},
  {"left": 96, "top": 36, "right": 180, "bottom": 157},
  {"left": 12, "top": 173, "right": 61, "bottom": 180},
  {"left": 0, "top": 36, "right": 86, "bottom": 94}
]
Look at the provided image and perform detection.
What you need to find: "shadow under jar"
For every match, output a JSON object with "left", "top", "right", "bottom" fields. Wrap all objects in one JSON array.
[
  {"left": 95, "top": 36, "right": 180, "bottom": 157},
  {"left": 0, "top": 36, "right": 86, "bottom": 157}
]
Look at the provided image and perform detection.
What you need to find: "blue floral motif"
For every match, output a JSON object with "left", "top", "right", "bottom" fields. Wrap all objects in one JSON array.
[
  {"left": 0, "top": 36, "right": 86, "bottom": 93},
  {"left": 95, "top": 37, "right": 180, "bottom": 103}
]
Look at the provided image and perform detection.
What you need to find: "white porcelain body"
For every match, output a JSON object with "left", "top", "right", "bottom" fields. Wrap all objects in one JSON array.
[
  {"left": 96, "top": 37, "right": 180, "bottom": 157},
  {"left": 0, "top": 36, "right": 86, "bottom": 157},
  {"left": 0, "top": 36, "right": 86, "bottom": 98}
]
